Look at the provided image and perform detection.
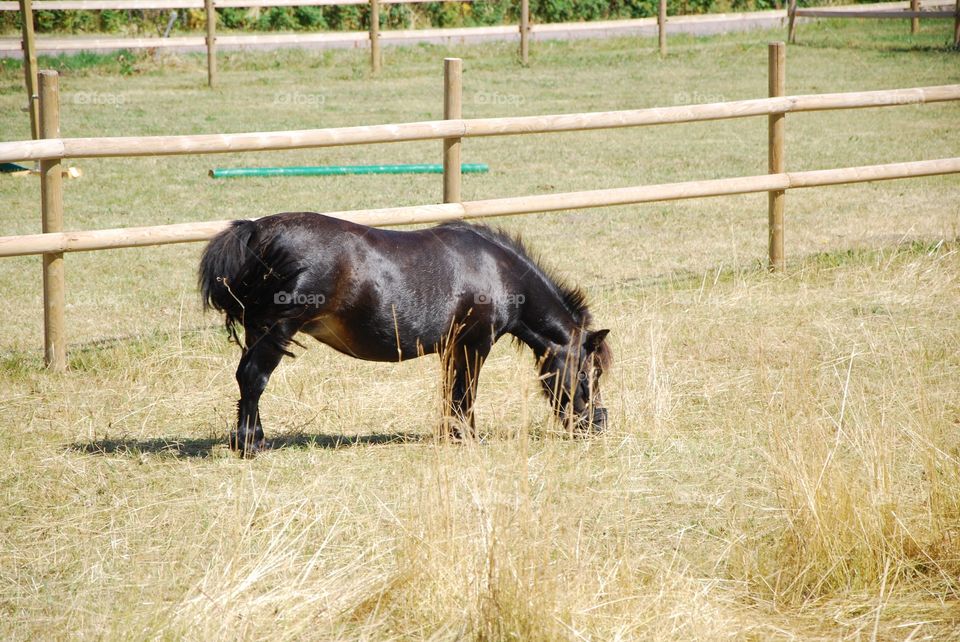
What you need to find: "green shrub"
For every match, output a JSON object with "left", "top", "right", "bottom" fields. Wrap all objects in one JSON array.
[
  {"left": 731, "top": 0, "right": 782, "bottom": 9},
  {"left": 467, "top": 0, "right": 511, "bottom": 26},
  {"left": 99, "top": 10, "right": 128, "bottom": 32},
  {"left": 385, "top": 4, "right": 414, "bottom": 29},
  {"left": 219, "top": 8, "right": 249, "bottom": 30},
  {"left": 619, "top": 0, "right": 657, "bottom": 18},
  {"left": 56, "top": 10, "right": 99, "bottom": 32},
  {"left": 424, "top": 2, "right": 465, "bottom": 28},
  {"left": 257, "top": 7, "right": 299, "bottom": 31},
  {"left": 2, "top": 0, "right": 809, "bottom": 35},
  {"left": 34, "top": 10, "right": 58, "bottom": 31},
  {"left": 533, "top": 0, "right": 610, "bottom": 23},
  {"left": 324, "top": 5, "right": 363, "bottom": 30},
  {"left": 294, "top": 6, "right": 327, "bottom": 29},
  {"left": 685, "top": 0, "right": 718, "bottom": 13}
]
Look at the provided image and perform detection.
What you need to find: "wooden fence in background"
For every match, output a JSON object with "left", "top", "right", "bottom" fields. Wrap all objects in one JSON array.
[
  {"left": 0, "top": 45, "right": 958, "bottom": 369},
  {"left": 8, "top": 0, "right": 532, "bottom": 132},
  {"left": 787, "top": 0, "right": 960, "bottom": 45},
  {"left": 6, "top": 0, "right": 676, "bottom": 103},
  {"left": 8, "top": 0, "right": 521, "bottom": 81},
  {"left": 6, "top": 0, "right": 692, "bottom": 128}
]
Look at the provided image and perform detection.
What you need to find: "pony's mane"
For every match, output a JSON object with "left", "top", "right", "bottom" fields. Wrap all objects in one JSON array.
[{"left": 443, "top": 221, "right": 594, "bottom": 327}]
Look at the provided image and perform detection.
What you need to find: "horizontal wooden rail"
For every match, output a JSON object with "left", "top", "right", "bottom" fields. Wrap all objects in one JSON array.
[
  {"left": 1, "top": 84, "right": 958, "bottom": 164},
  {"left": 788, "top": 0, "right": 959, "bottom": 45},
  {"left": 0, "top": 0, "right": 464, "bottom": 9},
  {"left": 1, "top": 157, "right": 957, "bottom": 258},
  {"left": 0, "top": 31, "right": 377, "bottom": 54},
  {"left": 795, "top": 8, "right": 956, "bottom": 18}
]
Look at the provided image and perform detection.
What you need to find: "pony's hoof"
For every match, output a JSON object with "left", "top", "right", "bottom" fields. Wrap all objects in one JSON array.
[
  {"left": 439, "top": 418, "right": 476, "bottom": 443},
  {"left": 239, "top": 441, "right": 267, "bottom": 458},
  {"left": 446, "top": 426, "right": 476, "bottom": 442},
  {"left": 229, "top": 432, "right": 268, "bottom": 457}
]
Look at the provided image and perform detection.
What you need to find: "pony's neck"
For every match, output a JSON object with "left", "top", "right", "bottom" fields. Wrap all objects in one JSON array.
[{"left": 511, "top": 290, "right": 583, "bottom": 360}]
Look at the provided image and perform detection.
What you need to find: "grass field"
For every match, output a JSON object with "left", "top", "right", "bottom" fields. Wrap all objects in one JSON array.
[{"left": 1, "top": 19, "right": 959, "bottom": 640}]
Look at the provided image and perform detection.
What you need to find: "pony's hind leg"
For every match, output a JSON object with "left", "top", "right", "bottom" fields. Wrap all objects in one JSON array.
[{"left": 232, "top": 322, "right": 296, "bottom": 457}]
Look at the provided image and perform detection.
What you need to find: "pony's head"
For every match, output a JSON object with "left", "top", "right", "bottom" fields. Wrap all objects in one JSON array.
[{"left": 540, "top": 328, "right": 612, "bottom": 433}]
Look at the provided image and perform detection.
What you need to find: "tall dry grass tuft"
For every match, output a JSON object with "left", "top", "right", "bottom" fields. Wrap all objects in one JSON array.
[
  {"left": 644, "top": 319, "right": 674, "bottom": 431},
  {"left": 764, "top": 369, "right": 907, "bottom": 599},
  {"left": 354, "top": 440, "right": 571, "bottom": 640},
  {"left": 339, "top": 430, "right": 771, "bottom": 640},
  {"left": 911, "top": 385, "right": 960, "bottom": 586},
  {"left": 740, "top": 250, "right": 960, "bottom": 607}
]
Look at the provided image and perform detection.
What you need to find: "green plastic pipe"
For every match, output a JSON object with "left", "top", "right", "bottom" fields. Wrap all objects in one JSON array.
[
  {"left": 0, "top": 162, "right": 31, "bottom": 173},
  {"left": 209, "top": 163, "right": 489, "bottom": 179}
]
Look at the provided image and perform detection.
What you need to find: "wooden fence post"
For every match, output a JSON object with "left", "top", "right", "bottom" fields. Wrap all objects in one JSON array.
[
  {"left": 787, "top": 0, "right": 798, "bottom": 44},
  {"left": 954, "top": 0, "right": 959, "bottom": 47},
  {"left": 658, "top": 0, "right": 667, "bottom": 56},
  {"left": 38, "top": 70, "right": 66, "bottom": 370},
  {"left": 370, "top": 0, "right": 381, "bottom": 73},
  {"left": 910, "top": 0, "right": 919, "bottom": 34},
  {"left": 205, "top": 0, "right": 216, "bottom": 87},
  {"left": 520, "top": 0, "right": 529, "bottom": 65},
  {"left": 443, "top": 58, "right": 463, "bottom": 204},
  {"left": 768, "top": 42, "right": 786, "bottom": 271},
  {"left": 18, "top": 0, "right": 40, "bottom": 139}
]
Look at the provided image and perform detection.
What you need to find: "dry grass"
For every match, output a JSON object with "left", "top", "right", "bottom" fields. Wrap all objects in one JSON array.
[{"left": 1, "top": 20, "right": 959, "bottom": 641}]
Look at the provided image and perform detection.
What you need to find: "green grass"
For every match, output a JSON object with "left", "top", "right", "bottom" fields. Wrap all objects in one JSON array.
[
  {"left": 0, "top": 49, "right": 141, "bottom": 76},
  {"left": 1, "top": 19, "right": 959, "bottom": 640}
]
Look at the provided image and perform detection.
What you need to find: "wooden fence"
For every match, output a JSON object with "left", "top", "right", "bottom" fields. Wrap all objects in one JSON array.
[
  {"left": 787, "top": 0, "right": 960, "bottom": 45},
  {"left": 8, "top": 0, "right": 683, "bottom": 125},
  {"left": 9, "top": 0, "right": 528, "bottom": 137},
  {"left": 9, "top": 0, "right": 520, "bottom": 82},
  {"left": 0, "top": 45, "right": 958, "bottom": 369}
]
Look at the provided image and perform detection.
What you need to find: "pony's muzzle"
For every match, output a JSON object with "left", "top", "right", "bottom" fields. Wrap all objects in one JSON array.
[
  {"left": 573, "top": 406, "right": 607, "bottom": 434},
  {"left": 591, "top": 406, "right": 608, "bottom": 431}
]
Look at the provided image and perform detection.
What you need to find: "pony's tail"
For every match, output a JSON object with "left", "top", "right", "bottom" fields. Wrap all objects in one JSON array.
[{"left": 199, "top": 219, "right": 259, "bottom": 344}]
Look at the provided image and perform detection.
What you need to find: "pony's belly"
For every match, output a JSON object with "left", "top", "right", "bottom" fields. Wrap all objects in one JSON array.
[{"left": 300, "top": 316, "right": 435, "bottom": 362}]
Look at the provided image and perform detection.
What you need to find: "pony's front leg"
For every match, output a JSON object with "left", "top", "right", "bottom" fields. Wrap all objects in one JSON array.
[
  {"left": 441, "top": 342, "right": 490, "bottom": 440},
  {"left": 232, "top": 324, "right": 293, "bottom": 457}
]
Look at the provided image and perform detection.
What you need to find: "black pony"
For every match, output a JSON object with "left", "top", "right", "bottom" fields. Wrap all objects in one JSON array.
[{"left": 199, "top": 212, "right": 612, "bottom": 456}]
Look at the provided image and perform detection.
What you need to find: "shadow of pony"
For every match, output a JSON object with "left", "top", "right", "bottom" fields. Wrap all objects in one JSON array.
[{"left": 68, "top": 430, "right": 430, "bottom": 459}]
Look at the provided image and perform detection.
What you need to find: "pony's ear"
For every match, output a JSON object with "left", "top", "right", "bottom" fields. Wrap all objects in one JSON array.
[{"left": 583, "top": 329, "right": 609, "bottom": 353}]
